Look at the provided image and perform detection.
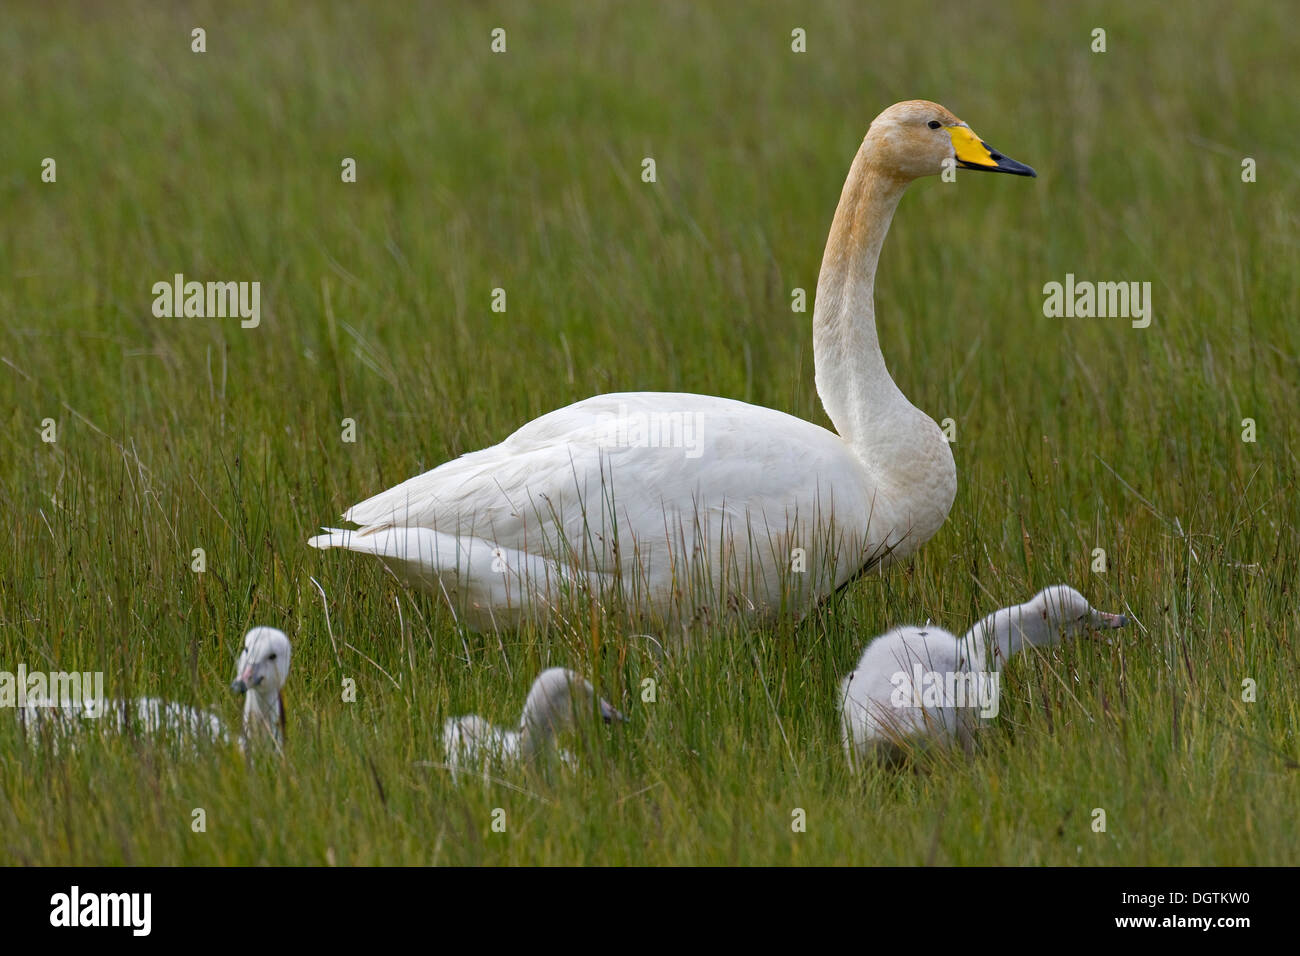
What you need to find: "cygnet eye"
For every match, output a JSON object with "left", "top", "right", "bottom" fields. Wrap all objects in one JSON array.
[{"left": 268, "top": 653, "right": 277, "bottom": 661}]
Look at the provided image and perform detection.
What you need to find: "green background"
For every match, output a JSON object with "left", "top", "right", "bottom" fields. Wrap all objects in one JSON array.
[{"left": 0, "top": 0, "right": 1295, "bottom": 863}]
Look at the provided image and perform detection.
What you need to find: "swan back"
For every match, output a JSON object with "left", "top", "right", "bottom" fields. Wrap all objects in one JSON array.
[
  {"left": 442, "top": 715, "right": 517, "bottom": 780},
  {"left": 18, "top": 696, "right": 228, "bottom": 752},
  {"left": 839, "top": 624, "right": 977, "bottom": 762}
]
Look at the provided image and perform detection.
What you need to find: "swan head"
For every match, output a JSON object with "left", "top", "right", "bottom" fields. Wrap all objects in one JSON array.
[
  {"left": 1028, "top": 586, "right": 1127, "bottom": 644},
  {"left": 520, "top": 668, "right": 625, "bottom": 741},
  {"left": 865, "top": 100, "right": 1036, "bottom": 181},
  {"left": 231, "top": 626, "right": 293, "bottom": 700}
]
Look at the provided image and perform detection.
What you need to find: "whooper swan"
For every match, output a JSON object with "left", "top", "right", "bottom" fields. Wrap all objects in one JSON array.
[{"left": 310, "top": 100, "right": 1036, "bottom": 633}]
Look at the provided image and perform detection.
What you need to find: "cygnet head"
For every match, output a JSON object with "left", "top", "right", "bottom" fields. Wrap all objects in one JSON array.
[
  {"left": 864, "top": 100, "right": 1037, "bottom": 181},
  {"left": 1025, "top": 586, "right": 1127, "bottom": 646},
  {"left": 231, "top": 626, "right": 292, "bottom": 697},
  {"left": 520, "top": 668, "right": 624, "bottom": 743},
  {"left": 231, "top": 626, "right": 292, "bottom": 742}
]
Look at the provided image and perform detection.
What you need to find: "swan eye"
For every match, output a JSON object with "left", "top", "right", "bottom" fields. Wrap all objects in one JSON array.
[
  {"left": 268, "top": 653, "right": 277, "bottom": 661},
  {"left": 927, "top": 120, "right": 942, "bottom": 129}
]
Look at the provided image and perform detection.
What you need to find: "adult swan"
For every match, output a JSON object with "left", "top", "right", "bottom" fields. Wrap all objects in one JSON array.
[{"left": 309, "top": 100, "right": 1036, "bottom": 633}]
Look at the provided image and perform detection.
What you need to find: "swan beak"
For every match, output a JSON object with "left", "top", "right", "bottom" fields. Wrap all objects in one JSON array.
[
  {"left": 231, "top": 666, "right": 260, "bottom": 694},
  {"left": 948, "top": 125, "right": 1037, "bottom": 177},
  {"left": 600, "top": 699, "right": 626, "bottom": 724},
  {"left": 1093, "top": 610, "right": 1128, "bottom": 630}
]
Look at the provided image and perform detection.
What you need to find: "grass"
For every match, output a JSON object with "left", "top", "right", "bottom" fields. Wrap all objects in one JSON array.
[{"left": 0, "top": 0, "right": 1297, "bottom": 865}]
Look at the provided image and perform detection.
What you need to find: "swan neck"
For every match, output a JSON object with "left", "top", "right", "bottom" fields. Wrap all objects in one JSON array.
[
  {"left": 969, "top": 604, "right": 1040, "bottom": 669},
  {"left": 813, "top": 147, "right": 911, "bottom": 447},
  {"left": 243, "top": 690, "right": 282, "bottom": 743},
  {"left": 519, "top": 701, "right": 553, "bottom": 760},
  {"left": 518, "top": 722, "right": 547, "bottom": 761}
]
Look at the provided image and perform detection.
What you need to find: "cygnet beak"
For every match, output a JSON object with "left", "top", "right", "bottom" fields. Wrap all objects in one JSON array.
[
  {"left": 1093, "top": 610, "right": 1128, "bottom": 629},
  {"left": 600, "top": 699, "right": 626, "bottom": 724},
  {"left": 231, "top": 665, "right": 260, "bottom": 694}
]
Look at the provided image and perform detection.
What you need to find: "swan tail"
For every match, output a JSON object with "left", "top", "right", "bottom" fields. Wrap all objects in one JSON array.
[
  {"left": 308, "top": 525, "right": 596, "bottom": 630},
  {"left": 307, "top": 527, "right": 353, "bottom": 550},
  {"left": 308, "top": 525, "right": 488, "bottom": 569}
]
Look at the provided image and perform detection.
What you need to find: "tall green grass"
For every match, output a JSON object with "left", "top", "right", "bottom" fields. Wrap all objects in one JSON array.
[{"left": 0, "top": 0, "right": 1296, "bottom": 864}]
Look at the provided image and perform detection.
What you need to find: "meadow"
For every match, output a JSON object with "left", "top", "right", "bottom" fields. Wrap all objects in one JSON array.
[{"left": 0, "top": 0, "right": 1296, "bottom": 864}]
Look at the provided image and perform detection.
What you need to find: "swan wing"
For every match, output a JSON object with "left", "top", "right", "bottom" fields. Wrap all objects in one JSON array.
[{"left": 337, "top": 392, "right": 869, "bottom": 577}]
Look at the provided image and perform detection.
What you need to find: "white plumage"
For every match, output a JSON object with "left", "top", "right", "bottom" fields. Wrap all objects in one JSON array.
[
  {"left": 229, "top": 626, "right": 293, "bottom": 749},
  {"left": 839, "top": 586, "right": 1127, "bottom": 765},
  {"left": 18, "top": 696, "right": 227, "bottom": 747},
  {"left": 443, "top": 667, "right": 624, "bottom": 780},
  {"left": 309, "top": 101, "right": 1035, "bottom": 633}
]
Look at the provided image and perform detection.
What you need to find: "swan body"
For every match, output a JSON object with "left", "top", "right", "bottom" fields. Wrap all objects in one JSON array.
[
  {"left": 443, "top": 667, "right": 623, "bottom": 780},
  {"left": 17, "top": 696, "right": 227, "bottom": 747},
  {"left": 311, "top": 101, "right": 1036, "bottom": 632},
  {"left": 17, "top": 626, "right": 293, "bottom": 754},
  {"left": 840, "top": 586, "right": 1126, "bottom": 764}
]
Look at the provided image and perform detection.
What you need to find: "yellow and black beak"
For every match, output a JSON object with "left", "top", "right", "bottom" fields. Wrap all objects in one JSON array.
[{"left": 948, "top": 125, "right": 1037, "bottom": 177}]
